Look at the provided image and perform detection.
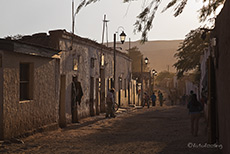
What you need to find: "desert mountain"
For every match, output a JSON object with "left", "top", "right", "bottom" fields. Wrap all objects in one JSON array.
[{"left": 107, "top": 40, "right": 182, "bottom": 73}]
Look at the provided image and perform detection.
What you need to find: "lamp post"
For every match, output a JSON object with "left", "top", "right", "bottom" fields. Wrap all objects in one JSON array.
[
  {"left": 113, "top": 28, "right": 126, "bottom": 90},
  {"left": 141, "top": 57, "right": 148, "bottom": 106},
  {"left": 152, "top": 69, "right": 157, "bottom": 92}
]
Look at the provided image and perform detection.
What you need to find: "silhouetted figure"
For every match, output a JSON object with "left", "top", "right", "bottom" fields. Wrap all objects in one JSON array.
[
  {"left": 151, "top": 92, "right": 156, "bottom": 106},
  {"left": 106, "top": 89, "right": 116, "bottom": 118},
  {"left": 181, "top": 94, "right": 186, "bottom": 105},
  {"left": 158, "top": 92, "right": 164, "bottom": 106},
  {"left": 187, "top": 94, "right": 203, "bottom": 137},
  {"left": 143, "top": 92, "right": 150, "bottom": 108},
  {"left": 72, "top": 76, "right": 83, "bottom": 123}
]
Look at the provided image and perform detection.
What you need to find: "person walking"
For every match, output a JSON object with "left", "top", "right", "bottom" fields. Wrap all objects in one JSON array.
[
  {"left": 187, "top": 93, "right": 203, "bottom": 137},
  {"left": 143, "top": 92, "right": 150, "bottom": 108},
  {"left": 151, "top": 92, "right": 156, "bottom": 106},
  {"left": 106, "top": 89, "right": 116, "bottom": 118},
  {"left": 71, "top": 76, "right": 83, "bottom": 123},
  {"left": 158, "top": 92, "right": 164, "bottom": 106}
]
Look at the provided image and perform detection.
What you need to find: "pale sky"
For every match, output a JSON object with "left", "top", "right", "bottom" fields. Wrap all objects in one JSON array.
[{"left": 0, "top": 0, "right": 205, "bottom": 42}]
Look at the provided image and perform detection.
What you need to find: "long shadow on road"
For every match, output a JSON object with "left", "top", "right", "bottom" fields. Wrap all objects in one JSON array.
[{"left": 76, "top": 106, "right": 221, "bottom": 154}]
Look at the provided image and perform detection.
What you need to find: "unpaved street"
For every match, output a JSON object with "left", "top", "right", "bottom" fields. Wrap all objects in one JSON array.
[{"left": 0, "top": 105, "right": 221, "bottom": 154}]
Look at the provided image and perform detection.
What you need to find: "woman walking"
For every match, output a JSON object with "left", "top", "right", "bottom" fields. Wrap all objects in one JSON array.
[{"left": 187, "top": 94, "right": 203, "bottom": 137}]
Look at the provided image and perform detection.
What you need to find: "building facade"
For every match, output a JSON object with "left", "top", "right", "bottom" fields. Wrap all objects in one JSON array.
[
  {"left": 21, "top": 30, "right": 132, "bottom": 126},
  {"left": 0, "top": 39, "right": 60, "bottom": 139}
]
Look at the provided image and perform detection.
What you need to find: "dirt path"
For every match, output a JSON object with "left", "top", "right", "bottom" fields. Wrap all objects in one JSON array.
[{"left": 0, "top": 105, "right": 222, "bottom": 154}]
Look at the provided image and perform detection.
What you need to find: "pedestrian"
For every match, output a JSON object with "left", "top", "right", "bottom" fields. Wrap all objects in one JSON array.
[
  {"left": 71, "top": 76, "right": 83, "bottom": 123},
  {"left": 158, "top": 92, "right": 164, "bottom": 106},
  {"left": 187, "top": 93, "right": 203, "bottom": 137},
  {"left": 151, "top": 92, "right": 156, "bottom": 106},
  {"left": 106, "top": 89, "right": 116, "bottom": 118},
  {"left": 143, "top": 92, "right": 150, "bottom": 108},
  {"left": 181, "top": 94, "right": 186, "bottom": 105}
]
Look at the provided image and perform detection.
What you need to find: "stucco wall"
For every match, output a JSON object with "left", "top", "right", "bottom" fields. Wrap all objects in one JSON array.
[
  {"left": 58, "top": 34, "right": 132, "bottom": 122},
  {"left": 116, "top": 52, "right": 132, "bottom": 106},
  {"left": 213, "top": 1, "right": 230, "bottom": 153},
  {"left": 2, "top": 51, "right": 59, "bottom": 139},
  {"left": 59, "top": 38, "right": 104, "bottom": 122}
]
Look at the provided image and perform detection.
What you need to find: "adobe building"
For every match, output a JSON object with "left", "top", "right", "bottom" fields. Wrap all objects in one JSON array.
[
  {"left": 212, "top": 1, "right": 230, "bottom": 153},
  {"left": 0, "top": 39, "right": 60, "bottom": 139},
  {"left": 20, "top": 30, "right": 132, "bottom": 126}
]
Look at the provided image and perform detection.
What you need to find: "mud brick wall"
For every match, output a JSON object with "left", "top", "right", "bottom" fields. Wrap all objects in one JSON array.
[{"left": 2, "top": 51, "right": 59, "bottom": 139}]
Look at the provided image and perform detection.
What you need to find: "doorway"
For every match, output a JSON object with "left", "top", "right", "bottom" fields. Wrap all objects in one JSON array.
[
  {"left": 96, "top": 78, "right": 100, "bottom": 115},
  {"left": 59, "top": 75, "right": 66, "bottom": 128},
  {"left": 90, "top": 76, "right": 94, "bottom": 116},
  {"left": 100, "top": 68, "right": 105, "bottom": 112}
]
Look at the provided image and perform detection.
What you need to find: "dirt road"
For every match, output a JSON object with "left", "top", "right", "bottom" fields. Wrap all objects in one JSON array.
[{"left": 0, "top": 105, "right": 222, "bottom": 154}]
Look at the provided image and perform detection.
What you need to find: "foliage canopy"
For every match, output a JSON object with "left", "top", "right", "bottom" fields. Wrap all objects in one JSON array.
[
  {"left": 173, "top": 28, "right": 210, "bottom": 78},
  {"left": 127, "top": 46, "right": 149, "bottom": 72},
  {"left": 76, "top": 0, "right": 224, "bottom": 42}
]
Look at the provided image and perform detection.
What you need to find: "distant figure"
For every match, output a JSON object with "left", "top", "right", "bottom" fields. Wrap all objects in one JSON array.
[
  {"left": 106, "top": 89, "right": 116, "bottom": 118},
  {"left": 181, "top": 94, "right": 186, "bottom": 105},
  {"left": 72, "top": 76, "right": 83, "bottom": 123},
  {"left": 168, "top": 89, "right": 174, "bottom": 106},
  {"left": 143, "top": 92, "right": 150, "bottom": 108},
  {"left": 188, "top": 90, "right": 194, "bottom": 103},
  {"left": 158, "top": 92, "right": 164, "bottom": 106},
  {"left": 187, "top": 94, "right": 203, "bottom": 137},
  {"left": 72, "top": 76, "right": 83, "bottom": 105},
  {"left": 151, "top": 92, "right": 156, "bottom": 106}
]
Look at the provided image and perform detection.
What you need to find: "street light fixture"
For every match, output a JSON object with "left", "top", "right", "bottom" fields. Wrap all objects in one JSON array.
[
  {"left": 120, "top": 31, "right": 126, "bottom": 44},
  {"left": 144, "top": 57, "right": 149, "bottom": 65},
  {"left": 114, "top": 28, "right": 126, "bottom": 90},
  {"left": 141, "top": 56, "right": 149, "bottom": 107},
  {"left": 152, "top": 69, "right": 157, "bottom": 93}
]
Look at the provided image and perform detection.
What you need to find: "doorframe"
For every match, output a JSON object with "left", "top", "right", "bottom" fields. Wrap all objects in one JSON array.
[
  {"left": 90, "top": 76, "right": 95, "bottom": 116},
  {"left": 59, "top": 74, "right": 66, "bottom": 128}
]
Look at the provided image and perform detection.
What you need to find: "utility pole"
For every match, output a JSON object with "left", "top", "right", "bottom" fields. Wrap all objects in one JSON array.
[
  {"left": 72, "top": 0, "right": 75, "bottom": 35},
  {"left": 71, "top": 0, "right": 75, "bottom": 50},
  {"left": 141, "top": 57, "right": 143, "bottom": 106},
  {"left": 101, "top": 15, "right": 109, "bottom": 46}
]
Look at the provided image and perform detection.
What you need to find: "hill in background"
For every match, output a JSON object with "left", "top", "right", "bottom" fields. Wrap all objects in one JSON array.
[{"left": 108, "top": 40, "right": 182, "bottom": 73}]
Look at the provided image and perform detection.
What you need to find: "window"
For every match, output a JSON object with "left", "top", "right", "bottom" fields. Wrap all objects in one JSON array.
[
  {"left": 73, "top": 55, "right": 80, "bottom": 71},
  {"left": 91, "top": 58, "right": 95, "bottom": 68},
  {"left": 20, "top": 63, "right": 33, "bottom": 101},
  {"left": 101, "top": 54, "right": 105, "bottom": 67},
  {"left": 107, "top": 78, "right": 113, "bottom": 90}
]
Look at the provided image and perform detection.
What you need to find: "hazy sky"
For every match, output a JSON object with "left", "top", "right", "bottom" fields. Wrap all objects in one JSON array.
[{"left": 0, "top": 0, "right": 205, "bottom": 42}]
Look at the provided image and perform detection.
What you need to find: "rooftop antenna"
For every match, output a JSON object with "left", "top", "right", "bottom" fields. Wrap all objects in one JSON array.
[
  {"left": 102, "top": 15, "right": 109, "bottom": 46},
  {"left": 71, "top": 0, "right": 76, "bottom": 50},
  {"left": 72, "top": 0, "right": 75, "bottom": 34}
]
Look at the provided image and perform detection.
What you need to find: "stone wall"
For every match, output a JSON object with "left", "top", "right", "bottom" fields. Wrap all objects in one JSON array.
[
  {"left": 2, "top": 51, "right": 59, "bottom": 139},
  {"left": 213, "top": 1, "right": 230, "bottom": 153}
]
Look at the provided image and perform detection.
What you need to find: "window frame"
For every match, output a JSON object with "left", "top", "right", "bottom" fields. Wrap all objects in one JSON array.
[{"left": 19, "top": 62, "right": 34, "bottom": 101}]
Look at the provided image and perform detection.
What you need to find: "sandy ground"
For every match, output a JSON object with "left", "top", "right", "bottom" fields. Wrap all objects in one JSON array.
[{"left": 0, "top": 103, "right": 222, "bottom": 154}]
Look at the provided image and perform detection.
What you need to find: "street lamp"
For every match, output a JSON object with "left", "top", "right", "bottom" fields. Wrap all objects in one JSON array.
[
  {"left": 113, "top": 27, "right": 126, "bottom": 90},
  {"left": 144, "top": 57, "right": 149, "bottom": 65},
  {"left": 120, "top": 31, "right": 126, "bottom": 44},
  {"left": 152, "top": 69, "right": 157, "bottom": 92},
  {"left": 141, "top": 57, "right": 148, "bottom": 107}
]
